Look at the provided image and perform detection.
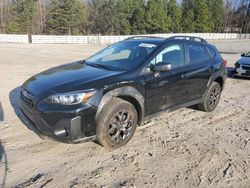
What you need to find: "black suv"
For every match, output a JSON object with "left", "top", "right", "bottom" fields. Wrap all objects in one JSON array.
[{"left": 19, "top": 36, "right": 227, "bottom": 149}]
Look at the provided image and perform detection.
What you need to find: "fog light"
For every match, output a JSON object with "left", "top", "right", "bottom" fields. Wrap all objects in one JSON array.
[{"left": 54, "top": 127, "right": 68, "bottom": 137}]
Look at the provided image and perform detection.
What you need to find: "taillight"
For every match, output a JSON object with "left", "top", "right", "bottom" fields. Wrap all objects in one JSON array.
[{"left": 222, "top": 59, "right": 227, "bottom": 67}]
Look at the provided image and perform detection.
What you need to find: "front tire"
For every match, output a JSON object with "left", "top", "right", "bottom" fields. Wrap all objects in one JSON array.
[
  {"left": 197, "top": 82, "right": 222, "bottom": 112},
  {"left": 96, "top": 98, "right": 138, "bottom": 149}
]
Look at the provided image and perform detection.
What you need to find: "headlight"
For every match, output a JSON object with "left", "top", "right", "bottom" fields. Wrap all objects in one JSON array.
[
  {"left": 235, "top": 61, "right": 240, "bottom": 68},
  {"left": 46, "top": 90, "right": 95, "bottom": 105}
]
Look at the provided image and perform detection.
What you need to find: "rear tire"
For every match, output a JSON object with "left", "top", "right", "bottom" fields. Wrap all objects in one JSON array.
[
  {"left": 197, "top": 82, "right": 222, "bottom": 112},
  {"left": 96, "top": 98, "right": 138, "bottom": 149}
]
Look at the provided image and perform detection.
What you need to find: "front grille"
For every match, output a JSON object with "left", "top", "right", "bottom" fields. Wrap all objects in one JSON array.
[
  {"left": 20, "top": 89, "right": 35, "bottom": 108},
  {"left": 242, "top": 65, "right": 250, "bottom": 70}
]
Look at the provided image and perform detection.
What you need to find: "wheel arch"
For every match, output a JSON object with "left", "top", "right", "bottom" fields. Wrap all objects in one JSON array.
[
  {"left": 117, "top": 95, "right": 143, "bottom": 124},
  {"left": 214, "top": 76, "right": 224, "bottom": 89},
  {"left": 96, "top": 86, "right": 145, "bottom": 125},
  {"left": 207, "top": 73, "right": 225, "bottom": 90}
]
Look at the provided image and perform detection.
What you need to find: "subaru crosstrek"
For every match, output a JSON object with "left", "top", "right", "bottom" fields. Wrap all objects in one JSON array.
[{"left": 19, "top": 36, "right": 227, "bottom": 149}]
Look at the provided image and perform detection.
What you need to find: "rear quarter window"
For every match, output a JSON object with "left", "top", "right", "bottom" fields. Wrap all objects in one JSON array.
[
  {"left": 207, "top": 46, "right": 223, "bottom": 64},
  {"left": 188, "top": 44, "right": 210, "bottom": 64}
]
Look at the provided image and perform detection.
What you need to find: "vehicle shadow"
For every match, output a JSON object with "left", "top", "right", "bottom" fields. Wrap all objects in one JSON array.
[
  {"left": 226, "top": 66, "right": 235, "bottom": 78},
  {"left": 0, "top": 139, "right": 7, "bottom": 188},
  {"left": 0, "top": 102, "right": 3, "bottom": 122},
  {"left": 9, "top": 87, "right": 43, "bottom": 139},
  {"left": 9, "top": 87, "right": 20, "bottom": 116}
]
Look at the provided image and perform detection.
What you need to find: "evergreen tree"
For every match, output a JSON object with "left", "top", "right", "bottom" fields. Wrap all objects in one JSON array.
[
  {"left": 6, "top": 21, "right": 20, "bottom": 34},
  {"left": 47, "top": 0, "right": 87, "bottom": 35},
  {"left": 193, "top": 0, "right": 212, "bottom": 32},
  {"left": 88, "top": 0, "right": 120, "bottom": 35},
  {"left": 88, "top": 0, "right": 145, "bottom": 35},
  {"left": 118, "top": 0, "right": 145, "bottom": 35},
  {"left": 98, "top": 0, "right": 118, "bottom": 34},
  {"left": 182, "top": 0, "right": 213, "bottom": 32},
  {"left": 182, "top": 0, "right": 195, "bottom": 32},
  {"left": 3, "top": 0, "right": 247, "bottom": 35},
  {"left": 206, "top": 0, "right": 224, "bottom": 32},
  {"left": 116, "top": 0, "right": 132, "bottom": 35},
  {"left": 11, "top": 0, "right": 36, "bottom": 34},
  {"left": 145, "top": 0, "right": 170, "bottom": 33},
  {"left": 167, "top": 0, "right": 182, "bottom": 32},
  {"left": 87, "top": 0, "right": 103, "bottom": 34},
  {"left": 130, "top": 6, "right": 146, "bottom": 34}
]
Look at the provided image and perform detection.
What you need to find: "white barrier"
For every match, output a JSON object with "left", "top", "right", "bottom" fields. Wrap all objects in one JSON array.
[
  {"left": 0, "top": 34, "right": 28, "bottom": 43},
  {"left": 32, "top": 35, "right": 90, "bottom": 44},
  {"left": 0, "top": 33, "right": 249, "bottom": 44}
]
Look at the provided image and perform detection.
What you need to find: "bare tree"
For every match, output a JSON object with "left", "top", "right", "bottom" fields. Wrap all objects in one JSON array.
[
  {"left": 0, "top": 0, "right": 4, "bottom": 33},
  {"left": 37, "top": 0, "right": 46, "bottom": 33}
]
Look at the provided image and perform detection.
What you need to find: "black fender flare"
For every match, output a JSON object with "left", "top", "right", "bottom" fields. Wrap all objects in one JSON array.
[
  {"left": 207, "top": 73, "right": 225, "bottom": 90},
  {"left": 95, "top": 86, "right": 145, "bottom": 124}
]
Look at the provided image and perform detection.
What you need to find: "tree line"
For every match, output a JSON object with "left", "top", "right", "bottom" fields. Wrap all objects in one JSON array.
[{"left": 0, "top": 0, "right": 249, "bottom": 36}]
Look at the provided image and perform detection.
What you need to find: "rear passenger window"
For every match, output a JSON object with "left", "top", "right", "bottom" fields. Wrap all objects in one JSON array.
[{"left": 188, "top": 44, "right": 210, "bottom": 64}]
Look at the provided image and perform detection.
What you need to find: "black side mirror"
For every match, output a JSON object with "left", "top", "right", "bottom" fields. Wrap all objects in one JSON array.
[
  {"left": 153, "top": 62, "right": 172, "bottom": 72},
  {"left": 241, "top": 53, "right": 245, "bottom": 57}
]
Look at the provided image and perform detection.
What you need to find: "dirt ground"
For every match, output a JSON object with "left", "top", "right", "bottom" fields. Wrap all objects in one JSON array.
[{"left": 0, "top": 40, "right": 250, "bottom": 188}]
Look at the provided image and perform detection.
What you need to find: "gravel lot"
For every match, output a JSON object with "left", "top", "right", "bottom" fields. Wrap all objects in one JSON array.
[{"left": 0, "top": 40, "right": 250, "bottom": 187}]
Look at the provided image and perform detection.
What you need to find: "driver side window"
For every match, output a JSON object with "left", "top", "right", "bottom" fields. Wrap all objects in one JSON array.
[{"left": 149, "top": 44, "right": 185, "bottom": 69}]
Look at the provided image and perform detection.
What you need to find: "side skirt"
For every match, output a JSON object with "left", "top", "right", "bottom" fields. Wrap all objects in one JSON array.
[{"left": 142, "top": 97, "right": 204, "bottom": 124}]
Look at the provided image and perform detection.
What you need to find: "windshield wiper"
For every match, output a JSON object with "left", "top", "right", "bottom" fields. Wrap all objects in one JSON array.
[{"left": 86, "top": 62, "right": 113, "bottom": 71}]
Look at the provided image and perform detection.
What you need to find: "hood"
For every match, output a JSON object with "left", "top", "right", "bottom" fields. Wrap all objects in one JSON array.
[
  {"left": 238, "top": 57, "right": 250, "bottom": 65},
  {"left": 22, "top": 61, "right": 123, "bottom": 97}
]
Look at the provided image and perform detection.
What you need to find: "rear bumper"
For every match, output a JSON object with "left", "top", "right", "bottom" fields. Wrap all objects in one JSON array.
[{"left": 19, "top": 99, "right": 97, "bottom": 143}]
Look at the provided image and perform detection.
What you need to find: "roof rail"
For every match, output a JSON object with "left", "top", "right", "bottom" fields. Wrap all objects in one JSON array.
[
  {"left": 168, "top": 36, "right": 207, "bottom": 43},
  {"left": 126, "top": 36, "right": 165, "bottom": 40}
]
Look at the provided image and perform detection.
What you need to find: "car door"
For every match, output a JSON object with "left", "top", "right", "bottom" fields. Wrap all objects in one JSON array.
[
  {"left": 184, "top": 42, "right": 214, "bottom": 100},
  {"left": 142, "top": 42, "right": 190, "bottom": 115}
]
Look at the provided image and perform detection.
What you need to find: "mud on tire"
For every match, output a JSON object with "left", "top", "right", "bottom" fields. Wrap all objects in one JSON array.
[
  {"left": 96, "top": 98, "right": 138, "bottom": 149},
  {"left": 197, "top": 82, "right": 222, "bottom": 112}
]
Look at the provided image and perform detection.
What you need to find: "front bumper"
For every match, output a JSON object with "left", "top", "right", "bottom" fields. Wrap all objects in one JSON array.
[
  {"left": 234, "top": 65, "right": 250, "bottom": 77},
  {"left": 19, "top": 98, "right": 97, "bottom": 143}
]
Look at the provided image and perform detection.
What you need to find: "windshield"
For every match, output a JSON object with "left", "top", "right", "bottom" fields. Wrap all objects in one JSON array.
[
  {"left": 86, "top": 41, "right": 158, "bottom": 70},
  {"left": 243, "top": 52, "right": 250, "bottom": 57}
]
